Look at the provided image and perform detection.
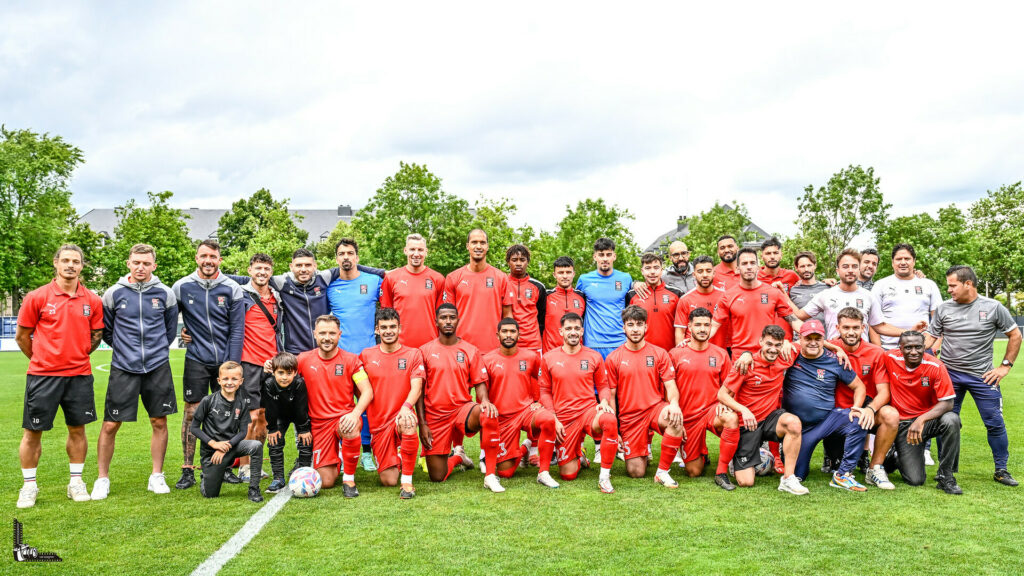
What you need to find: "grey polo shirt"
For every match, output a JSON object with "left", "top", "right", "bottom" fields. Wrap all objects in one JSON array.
[{"left": 926, "top": 296, "right": 1018, "bottom": 375}]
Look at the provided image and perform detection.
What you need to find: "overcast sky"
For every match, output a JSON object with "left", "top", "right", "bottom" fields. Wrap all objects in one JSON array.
[{"left": 4, "top": 2, "right": 1023, "bottom": 247}]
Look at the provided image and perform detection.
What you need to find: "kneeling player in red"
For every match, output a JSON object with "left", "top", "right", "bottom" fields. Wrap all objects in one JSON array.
[
  {"left": 669, "top": 307, "right": 740, "bottom": 490},
  {"left": 418, "top": 304, "right": 504, "bottom": 492},
  {"left": 483, "top": 318, "right": 560, "bottom": 488},
  {"left": 605, "top": 306, "right": 685, "bottom": 488},
  {"left": 360, "top": 308, "right": 424, "bottom": 499},
  {"left": 539, "top": 313, "right": 619, "bottom": 493},
  {"left": 297, "top": 315, "right": 373, "bottom": 497}
]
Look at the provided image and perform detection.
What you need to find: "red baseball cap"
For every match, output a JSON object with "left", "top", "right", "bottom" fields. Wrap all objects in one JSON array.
[{"left": 799, "top": 319, "right": 826, "bottom": 337}]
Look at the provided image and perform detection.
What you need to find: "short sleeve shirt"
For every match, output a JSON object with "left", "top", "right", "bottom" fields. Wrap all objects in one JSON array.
[
  {"left": 379, "top": 267, "right": 446, "bottom": 349},
  {"left": 298, "top": 348, "right": 366, "bottom": 420},
  {"left": 419, "top": 338, "right": 488, "bottom": 420},
  {"left": 883, "top": 351, "right": 956, "bottom": 420},
  {"left": 539, "top": 347, "right": 607, "bottom": 421},
  {"left": 670, "top": 344, "right": 732, "bottom": 419},
  {"left": 482, "top": 348, "right": 541, "bottom": 417},
  {"left": 18, "top": 280, "right": 103, "bottom": 376},
  {"left": 926, "top": 296, "right": 1018, "bottom": 375},
  {"left": 360, "top": 345, "right": 426, "bottom": 432},
  {"left": 829, "top": 339, "right": 888, "bottom": 408},
  {"left": 443, "top": 265, "right": 513, "bottom": 352},
  {"left": 872, "top": 275, "right": 942, "bottom": 349},
  {"left": 782, "top": 351, "right": 858, "bottom": 427},
  {"left": 605, "top": 343, "right": 675, "bottom": 419},
  {"left": 713, "top": 283, "right": 793, "bottom": 356},
  {"left": 802, "top": 285, "right": 882, "bottom": 341},
  {"left": 674, "top": 287, "right": 730, "bottom": 348}
]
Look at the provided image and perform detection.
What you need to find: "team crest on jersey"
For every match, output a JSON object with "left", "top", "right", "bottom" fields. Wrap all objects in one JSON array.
[
  {"left": 526, "top": 289, "right": 533, "bottom": 298},
  {"left": 335, "top": 364, "right": 345, "bottom": 376},
  {"left": 615, "top": 281, "right": 623, "bottom": 291},
  {"left": 82, "top": 304, "right": 91, "bottom": 317},
  {"left": 217, "top": 296, "right": 226, "bottom": 307},
  {"left": 914, "top": 286, "right": 923, "bottom": 295},
  {"left": 398, "top": 359, "right": 407, "bottom": 370},
  {"left": 486, "top": 277, "right": 494, "bottom": 288},
  {"left": 922, "top": 376, "right": 930, "bottom": 387},
  {"left": 519, "top": 360, "right": 528, "bottom": 372},
  {"left": 862, "top": 365, "right": 871, "bottom": 376},
  {"left": 662, "top": 295, "right": 670, "bottom": 304},
  {"left": 235, "top": 408, "right": 241, "bottom": 418},
  {"left": 760, "top": 294, "right": 769, "bottom": 304},
  {"left": 359, "top": 284, "right": 367, "bottom": 294},
  {"left": 856, "top": 299, "right": 864, "bottom": 308},
  {"left": 425, "top": 279, "right": 434, "bottom": 290},
  {"left": 151, "top": 298, "right": 161, "bottom": 309},
  {"left": 573, "top": 300, "right": 581, "bottom": 308},
  {"left": 709, "top": 356, "right": 718, "bottom": 367},
  {"left": 646, "top": 356, "right": 655, "bottom": 367},
  {"left": 314, "top": 287, "right": 321, "bottom": 295},
  {"left": 816, "top": 369, "right": 826, "bottom": 381},
  {"left": 980, "top": 311, "right": 988, "bottom": 320},
  {"left": 580, "top": 360, "right": 589, "bottom": 370},
  {"left": 456, "top": 351, "right": 466, "bottom": 363}
]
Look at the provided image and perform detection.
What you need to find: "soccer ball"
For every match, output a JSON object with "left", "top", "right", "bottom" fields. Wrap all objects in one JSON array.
[
  {"left": 288, "top": 467, "right": 321, "bottom": 498},
  {"left": 727, "top": 447, "right": 776, "bottom": 477}
]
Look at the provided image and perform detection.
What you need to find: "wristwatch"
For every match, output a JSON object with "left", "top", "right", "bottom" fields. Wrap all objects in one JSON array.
[{"left": 1002, "top": 359, "right": 1014, "bottom": 368}]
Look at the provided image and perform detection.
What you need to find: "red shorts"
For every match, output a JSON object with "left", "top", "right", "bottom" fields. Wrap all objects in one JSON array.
[
  {"left": 620, "top": 401, "right": 668, "bottom": 459},
  {"left": 496, "top": 406, "right": 540, "bottom": 464},
  {"left": 556, "top": 405, "right": 600, "bottom": 465},
  {"left": 371, "top": 418, "right": 413, "bottom": 472},
  {"left": 423, "top": 402, "right": 477, "bottom": 456},
  {"left": 683, "top": 404, "right": 722, "bottom": 463},
  {"left": 310, "top": 415, "right": 347, "bottom": 470}
]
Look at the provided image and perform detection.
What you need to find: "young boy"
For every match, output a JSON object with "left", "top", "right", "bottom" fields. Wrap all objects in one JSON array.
[
  {"left": 190, "top": 362, "right": 264, "bottom": 502},
  {"left": 262, "top": 352, "right": 312, "bottom": 493}
]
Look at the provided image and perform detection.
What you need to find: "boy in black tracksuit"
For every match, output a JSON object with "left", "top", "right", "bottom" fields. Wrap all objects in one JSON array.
[
  {"left": 262, "top": 352, "right": 312, "bottom": 493},
  {"left": 190, "top": 362, "right": 263, "bottom": 502}
]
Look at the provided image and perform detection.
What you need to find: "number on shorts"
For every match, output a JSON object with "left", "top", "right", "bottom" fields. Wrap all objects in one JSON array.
[
  {"left": 497, "top": 442, "right": 507, "bottom": 459},
  {"left": 622, "top": 440, "right": 631, "bottom": 457},
  {"left": 313, "top": 449, "right": 321, "bottom": 467},
  {"left": 558, "top": 446, "right": 568, "bottom": 462}
]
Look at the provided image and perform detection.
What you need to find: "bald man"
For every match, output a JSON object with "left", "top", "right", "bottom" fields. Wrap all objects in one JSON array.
[{"left": 662, "top": 241, "right": 695, "bottom": 294}]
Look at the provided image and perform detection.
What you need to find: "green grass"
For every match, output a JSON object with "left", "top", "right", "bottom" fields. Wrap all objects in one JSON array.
[{"left": 3, "top": 345, "right": 1024, "bottom": 575}]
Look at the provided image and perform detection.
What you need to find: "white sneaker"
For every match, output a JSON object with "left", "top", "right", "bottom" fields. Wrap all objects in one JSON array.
[
  {"left": 924, "top": 449, "right": 935, "bottom": 466},
  {"left": 91, "top": 477, "right": 110, "bottom": 500},
  {"left": 483, "top": 474, "right": 505, "bottom": 493},
  {"left": 778, "top": 474, "right": 809, "bottom": 495},
  {"left": 67, "top": 478, "right": 91, "bottom": 502},
  {"left": 454, "top": 445, "right": 473, "bottom": 468},
  {"left": 865, "top": 465, "right": 896, "bottom": 490},
  {"left": 592, "top": 447, "right": 602, "bottom": 466},
  {"left": 537, "top": 471, "right": 560, "bottom": 488},
  {"left": 148, "top": 473, "right": 170, "bottom": 494},
  {"left": 655, "top": 470, "right": 679, "bottom": 489},
  {"left": 238, "top": 464, "right": 251, "bottom": 482},
  {"left": 598, "top": 476, "right": 615, "bottom": 494},
  {"left": 17, "top": 484, "right": 38, "bottom": 509}
]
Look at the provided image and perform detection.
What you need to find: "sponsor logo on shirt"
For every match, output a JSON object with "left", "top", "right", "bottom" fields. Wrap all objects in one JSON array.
[
  {"left": 573, "top": 300, "right": 581, "bottom": 309},
  {"left": 921, "top": 376, "right": 930, "bottom": 387},
  {"left": 360, "top": 284, "right": 367, "bottom": 294},
  {"left": 82, "top": 304, "right": 91, "bottom": 317},
  {"left": 816, "top": 369, "right": 826, "bottom": 380},
  {"left": 335, "top": 364, "right": 344, "bottom": 376},
  {"left": 456, "top": 351, "right": 466, "bottom": 363},
  {"left": 646, "top": 355, "right": 655, "bottom": 367},
  {"left": 519, "top": 360, "right": 528, "bottom": 371},
  {"left": 760, "top": 294, "right": 769, "bottom": 305},
  {"left": 580, "top": 360, "right": 589, "bottom": 370},
  {"left": 526, "top": 289, "right": 533, "bottom": 298},
  {"left": 313, "top": 287, "right": 321, "bottom": 295},
  {"left": 914, "top": 286, "right": 923, "bottom": 295},
  {"left": 151, "top": 298, "right": 162, "bottom": 309},
  {"left": 709, "top": 356, "right": 717, "bottom": 367},
  {"left": 425, "top": 279, "right": 434, "bottom": 290},
  {"left": 217, "top": 296, "right": 226, "bottom": 307},
  {"left": 398, "top": 358, "right": 407, "bottom": 370},
  {"left": 862, "top": 364, "right": 870, "bottom": 376},
  {"left": 486, "top": 278, "right": 494, "bottom": 288},
  {"left": 662, "top": 295, "right": 670, "bottom": 304},
  {"left": 615, "top": 281, "right": 622, "bottom": 291},
  {"left": 980, "top": 311, "right": 988, "bottom": 320},
  {"left": 856, "top": 299, "right": 864, "bottom": 308}
]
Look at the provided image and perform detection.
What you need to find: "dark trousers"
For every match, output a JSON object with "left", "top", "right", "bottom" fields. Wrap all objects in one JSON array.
[
  {"left": 795, "top": 409, "right": 868, "bottom": 480},
  {"left": 889, "top": 412, "right": 961, "bottom": 486},
  {"left": 268, "top": 425, "right": 312, "bottom": 480},
  {"left": 200, "top": 440, "right": 263, "bottom": 497},
  {"left": 949, "top": 368, "right": 1009, "bottom": 469}
]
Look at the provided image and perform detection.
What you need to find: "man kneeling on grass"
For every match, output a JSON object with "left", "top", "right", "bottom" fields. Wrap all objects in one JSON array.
[{"left": 191, "top": 361, "right": 264, "bottom": 503}]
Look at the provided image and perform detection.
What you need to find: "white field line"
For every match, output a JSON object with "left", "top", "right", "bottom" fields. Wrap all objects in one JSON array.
[
  {"left": 95, "top": 363, "right": 110, "bottom": 372},
  {"left": 190, "top": 490, "right": 291, "bottom": 576}
]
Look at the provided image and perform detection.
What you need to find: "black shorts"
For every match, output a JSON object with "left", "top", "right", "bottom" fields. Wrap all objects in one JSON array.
[
  {"left": 105, "top": 363, "right": 177, "bottom": 422},
  {"left": 241, "top": 362, "right": 264, "bottom": 410},
  {"left": 183, "top": 359, "right": 220, "bottom": 404},
  {"left": 23, "top": 375, "right": 96, "bottom": 431},
  {"left": 734, "top": 408, "right": 786, "bottom": 471}
]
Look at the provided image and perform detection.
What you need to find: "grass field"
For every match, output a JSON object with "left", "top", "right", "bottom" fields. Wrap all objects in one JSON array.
[{"left": 3, "top": 344, "right": 1024, "bottom": 575}]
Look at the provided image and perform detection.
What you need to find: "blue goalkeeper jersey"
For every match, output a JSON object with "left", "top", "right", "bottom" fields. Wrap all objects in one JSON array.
[
  {"left": 327, "top": 271, "right": 383, "bottom": 354},
  {"left": 576, "top": 269, "right": 632, "bottom": 349}
]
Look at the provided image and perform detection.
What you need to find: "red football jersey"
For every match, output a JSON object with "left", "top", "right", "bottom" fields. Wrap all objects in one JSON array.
[
  {"left": 757, "top": 267, "right": 800, "bottom": 340},
  {"left": 673, "top": 287, "right": 730, "bottom": 349},
  {"left": 713, "top": 262, "right": 741, "bottom": 292},
  {"left": 482, "top": 348, "right": 540, "bottom": 418},
  {"left": 670, "top": 344, "right": 732, "bottom": 420},
  {"left": 241, "top": 291, "right": 278, "bottom": 365},
  {"left": 542, "top": 287, "right": 586, "bottom": 352},
  {"left": 360, "top": 345, "right": 426, "bottom": 432},
  {"left": 507, "top": 275, "right": 546, "bottom": 352},
  {"left": 626, "top": 282, "right": 681, "bottom": 352},
  {"left": 442, "top": 265, "right": 513, "bottom": 352},
  {"left": 714, "top": 283, "right": 794, "bottom": 356},
  {"left": 605, "top": 343, "right": 675, "bottom": 420},
  {"left": 419, "top": 338, "right": 488, "bottom": 420},
  {"left": 298, "top": 348, "right": 365, "bottom": 420},
  {"left": 829, "top": 339, "right": 888, "bottom": 409},
  {"left": 724, "top": 349, "right": 798, "bottom": 421},
  {"left": 539, "top": 347, "right": 607, "bottom": 421},
  {"left": 18, "top": 280, "right": 104, "bottom": 376},
  {"left": 380, "top": 266, "right": 446, "bottom": 349},
  {"left": 883, "top": 351, "right": 955, "bottom": 420}
]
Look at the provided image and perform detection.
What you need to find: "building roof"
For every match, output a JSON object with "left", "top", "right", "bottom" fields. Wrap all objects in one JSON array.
[
  {"left": 79, "top": 205, "right": 356, "bottom": 243},
  {"left": 643, "top": 204, "right": 772, "bottom": 252}
]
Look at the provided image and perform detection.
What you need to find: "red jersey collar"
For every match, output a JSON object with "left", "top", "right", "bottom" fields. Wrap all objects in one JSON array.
[{"left": 47, "top": 279, "right": 88, "bottom": 298}]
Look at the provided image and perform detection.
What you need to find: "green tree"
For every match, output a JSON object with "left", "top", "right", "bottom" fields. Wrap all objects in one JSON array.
[
  {"left": 970, "top": 182, "right": 1024, "bottom": 311},
  {"left": 216, "top": 189, "right": 308, "bottom": 274},
  {"left": 874, "top": 204, "right": 979, "bottom": 287},
  {"left": 0, "top": 126, "right": 90, "bottom": 311},
  {"left": 468, "top": 196, "right": 535, "bottom": 271},
  {"left": 314, "top": 219, "right": 368, "bottom": 270},
  {"left": 531, "top": 199, "right": 640, "bottom": 286},
  {"left": 795, "top": 165, "right": 891, "bottom": 269},
  {"left": 96, "top": 191, "right": 195, "bottom": 290},
  {"left": 681, "top": 201, "right": 759, "bottom": 262},
  {"left": 352, "top": 162, "right": 474, "bottom": 275}
]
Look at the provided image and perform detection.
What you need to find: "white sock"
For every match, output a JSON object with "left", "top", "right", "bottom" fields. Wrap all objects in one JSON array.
[
  {"left": 70, "top": 462, "right": 84, "bottom": 481},
  {"left": 22, "top": 468, "right": 37, "bottom": 485},
  {"left": 599, "top": 468, "right": 610, "bottom": 480},
  {"left": 656, "top": 467, "right": 669, "bottom": 475},
  {"left": 400, "top": 474, "right": 412, "bottom": 485},
  {"left": 529, "top": 446, "right": 539, "bottom": 457},
  {"left": 342, "top": 473, "right": 355, "bottom": 483}
]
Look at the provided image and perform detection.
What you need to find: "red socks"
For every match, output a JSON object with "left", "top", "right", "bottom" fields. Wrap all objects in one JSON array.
[
  {"left": 597, "top": 412, "right": 618, "bottom": 470},
  {"left": 657, "top": 434, "right": 683, "bottom": 471},
  {"left": 479, "top": 412, "right": 499, "bottom": 476},
  {"left": 444, "top": 454, "right": 463, "bottom": 480},
  {"left": 341, "top": 437, "right": 361, "bottom": 477},
  {"left": 400, "top": 433, "right": 419, "bottom": 476},
  {"left": 533, "top": 410, "right": 557, "bottom": 474},
  {"left": 717, "top": 427, "right": 739, "bottom": 475}
]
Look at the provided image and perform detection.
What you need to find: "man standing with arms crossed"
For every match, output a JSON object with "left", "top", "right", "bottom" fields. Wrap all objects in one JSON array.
[
  {"left": 172, "top": 240, "right": 245, "bottom": 490},
  {"left": 662, "top": 241, "right": 695, "bottom": 294},
  {"left": 924, "top": 265, "right": 1022, "bottom": 486},
  {"left": 93, "top": 244, "right": 178, "bottom": 499},
  {"left": 379, "top": 233, "right": 446, "bottom": 349},
  {"left": 16, "top": 244, "right": 103, "bottom": 508}
]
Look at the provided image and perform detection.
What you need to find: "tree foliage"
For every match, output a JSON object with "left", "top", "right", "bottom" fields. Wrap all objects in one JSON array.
[
  {"left": 96, "top": 191, "right": 195, "bottom": 290},
  {"left": 0, "top": 127, "right": 90, "bottom": 311},
  {"left": 314, "top": 219, "right": 368, "bottom": 270},
  {"left": 530, "top": 199, "right": 640, "bottom": 286},
  {"left": 469, "top": 196, "right": 536, "bottom": 271},
  {"left": 681, "top": 201, "right": 759, "bottom": 262},
  {"left": 796, "top": 165, "right": 891, "bottom": 270},
  {"left": 874, "top": 204, "right": 979, "bottom": 287},
  {"left": 970, "top": 182, "right": 1024, "bottom": 311},
  {"left": 216, "top": 188, "right": 308, "bottom": 274}
]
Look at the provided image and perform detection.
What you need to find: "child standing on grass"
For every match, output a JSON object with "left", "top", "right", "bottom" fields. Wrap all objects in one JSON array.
[
  {"left": 190, "top": 361, "right": 264, "bottom": 503},
  {"left": 261, "top": 352, "right": 312, "bottom": 493}
]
